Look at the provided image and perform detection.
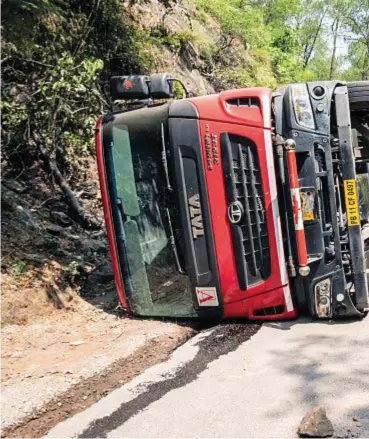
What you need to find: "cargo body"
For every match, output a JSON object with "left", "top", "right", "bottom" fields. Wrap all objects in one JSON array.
[{"left": 96, "top": 76, "right": 369, "bottom": 320}]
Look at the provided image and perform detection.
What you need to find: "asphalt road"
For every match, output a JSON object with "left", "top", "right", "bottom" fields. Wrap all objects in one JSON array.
[{"left": 46, "top": 317, "right": 369, "bottom": 438}]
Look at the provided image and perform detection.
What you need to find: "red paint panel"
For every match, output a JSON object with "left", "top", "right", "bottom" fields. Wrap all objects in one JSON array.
[
  {"left": 197, "top": 120, "right": 285, "bottom": 304},
  {"left": 189, "top": 88, "right": 272, "bottom": 129},
  {"left": 286, "top": 149, "right": 308, "bottom": 266},
  {"left": 189, "top": 88, "right": 293, "bottom": 319},
  {"left": 286, "top": 149, "right": 300, "bottom": 188},
  {"left": 95, "top": 117, "right": 131, "bottom": 312},
  {"left": 224, "top": 286, "right": 297, "bottom": 320}
]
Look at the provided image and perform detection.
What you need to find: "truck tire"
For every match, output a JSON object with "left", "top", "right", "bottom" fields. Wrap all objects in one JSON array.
[{"left": 347, "top": 81, "right": 369, "bottom": 110}]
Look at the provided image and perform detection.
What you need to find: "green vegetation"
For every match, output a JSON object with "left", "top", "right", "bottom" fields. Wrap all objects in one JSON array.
[
  {"left": 194, "top": 0, "right": 369, "bottom": 87},
  {"left": 44, "top": 235, "right": 60, "bottom": 252},
  {"left": 11, "top": 260, "right": 28, "bottom": 276},
  {"left": 2, "top": 0, "right": 368, "bottom": 203},
  {"left": 2, "top": 0, "right": 151, "bottom": 186}
]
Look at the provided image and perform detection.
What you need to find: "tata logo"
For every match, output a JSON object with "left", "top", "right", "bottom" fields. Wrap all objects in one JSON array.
[
  {"left": 228, "top": 201, "right": 244, "bottom": 224},
  {"left": 188, "top": 194, "right": 204, "bottom": 239}
]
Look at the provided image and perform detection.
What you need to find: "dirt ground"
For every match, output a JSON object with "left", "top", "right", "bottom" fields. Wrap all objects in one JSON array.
[
  {"left": 0, "top": 164, "right": 195, "bottom": 437},
  {"left": 1, "top": 293, "right": 194, "bottom": 437}
]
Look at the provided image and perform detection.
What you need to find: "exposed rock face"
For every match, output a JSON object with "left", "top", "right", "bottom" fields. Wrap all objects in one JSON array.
[
  {"left": 298, "top": 406, "right": 334, "bottom": 438},
  {"left": 123, "top": 0, "right": 216, "bottom": 96}
]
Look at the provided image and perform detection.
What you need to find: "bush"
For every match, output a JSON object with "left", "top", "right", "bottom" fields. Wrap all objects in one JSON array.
[{"left": 1, "top": 0, "right": 153, "bottom": 185}]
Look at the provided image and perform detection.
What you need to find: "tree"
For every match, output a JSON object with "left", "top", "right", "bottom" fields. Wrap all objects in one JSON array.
[
  {"left": 341, "top": 0, "right": 369, "bottom": 80},
  {"left": 1, "top": 0, "right": 150, "bottom": 226},
  {"left": 292, "top": 0, "right": 329, "bottom": 68}
]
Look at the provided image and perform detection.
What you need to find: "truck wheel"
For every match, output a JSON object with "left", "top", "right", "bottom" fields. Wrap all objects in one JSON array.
[{"left": 347, "top": 81, "right": 369, "bottom": 110}]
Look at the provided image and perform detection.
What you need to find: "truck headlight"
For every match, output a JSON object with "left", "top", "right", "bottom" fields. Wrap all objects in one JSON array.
[
  {"left": 291, "top": 84, "right": 315, "bottom": 130},
  {"left": 314, "top": 278, "right": 331, "bottom": 318}
]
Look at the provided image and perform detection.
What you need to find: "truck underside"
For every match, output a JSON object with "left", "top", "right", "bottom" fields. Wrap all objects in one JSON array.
[
  {"left": 96, "top": 76, "right": 369, "bottom": 321},
  {"left": 273, "top": 82, "right": 369, "bottom": 319}
]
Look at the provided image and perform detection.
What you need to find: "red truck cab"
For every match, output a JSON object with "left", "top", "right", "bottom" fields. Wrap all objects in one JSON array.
[{"left": 96, "top": 74, "right": 369, "bottom": 320}]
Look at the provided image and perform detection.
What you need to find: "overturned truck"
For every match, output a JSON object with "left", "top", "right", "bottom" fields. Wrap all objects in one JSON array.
[{"left": 96, "top": 74, "right": 369, "bottom": 320}]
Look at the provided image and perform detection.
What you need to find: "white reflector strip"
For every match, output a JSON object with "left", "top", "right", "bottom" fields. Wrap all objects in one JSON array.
[
  {"left": 290, "top": 187, "right": 304, "bottom": 231},
  {"left": 264, "top": 131, "right": 288, "bottom": 285},
  {"left": 283, "top": 285, "right": 294, "bottom": 312}
]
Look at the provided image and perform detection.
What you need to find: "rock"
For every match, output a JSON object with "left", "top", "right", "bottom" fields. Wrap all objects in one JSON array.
[
  {"left": 180, "top": 41, "right": 201, "bottom": 69},
  {"left": 47, "top": 224, "right": 64, "bottom": 235},
  {"left": 11, "top": 351, "right": 25, "bottom": 358},
  {"left": 16, "top": 205, "right": 38, "bottom": 229},
  {"left": 50, "top": 211, "right": 73, "bottom": 227},
  {"left": 79, "top": 183, "right": 97, "bottom": 199},
  {"left": 298, "top": 406, "right": 334, "bottom": 437},
  {"left": 54, "top": 249, "right": 81, "bottom": 262},
  {"left": 2, "top": 179, "right": 28, "bottom": 194},
  {"left": 22, "top": 374, "right": 33, "bottom": 379},
  {"left": 89, "top": 262, "right": 114, "bottom": 283},
  {"left": 69, "top": 340, "right": 85, "bottom": 346},
  {"left": 1, "top": 185, "right": 16, "bottom": 210},
  {"left": 82, "top": 239, "right": 106, "bottom": 256},
  {"left": 25, "top": 253, "right": 43, "bottom": 263},
  {"left": 66, "top": 234, "right": 81, "bottom": 241}
]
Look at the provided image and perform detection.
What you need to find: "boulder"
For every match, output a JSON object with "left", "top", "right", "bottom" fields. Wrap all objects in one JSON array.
[
  {"left": 298, "top": 406, "right": 334, "bottom": 438},
  {"left": 50, "top": 211, "right": 73, "bottom": 227},
  {"left": 46, "top": 224, "right": 64, "bottom": 235}
]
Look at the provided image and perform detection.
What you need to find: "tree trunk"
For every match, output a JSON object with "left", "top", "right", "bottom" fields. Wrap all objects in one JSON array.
[
  {"left": 330, "top": 18, "right": 340, "bottom": 80},
  {"left": 32, "top": 133, "right": 99, "bottom": 229},
  {"left": 303, "top": 10, "right": 327, "bottom": 69}
]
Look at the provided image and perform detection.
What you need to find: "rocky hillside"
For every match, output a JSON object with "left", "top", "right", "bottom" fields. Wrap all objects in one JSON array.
[{"left": 1, "top": 159, "right": 113, "bottom": 325}]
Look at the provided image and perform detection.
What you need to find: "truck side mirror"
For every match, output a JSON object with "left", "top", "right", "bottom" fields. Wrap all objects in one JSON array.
[{"left": 110, "top": 75, "right": 150, "bottom": 100}]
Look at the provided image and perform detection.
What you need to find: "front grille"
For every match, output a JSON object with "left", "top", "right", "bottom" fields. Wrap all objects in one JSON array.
[
  {"left": 233, "top": 143, "right": 270, "bottom": 275},
  {"left": 253, "top": 304, "right": 284, "bottom": 316},
  {"left": 221, "top": 133, "right": 270, "bottom": 289}
]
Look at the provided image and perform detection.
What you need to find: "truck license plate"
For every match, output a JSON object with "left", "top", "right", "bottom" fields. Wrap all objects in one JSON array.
[
  {"left": 344, "top": 179, "right": 360, "bottom": 226},
  {"left": 301, "top": 189, "right": 315, "bottom": 221}
]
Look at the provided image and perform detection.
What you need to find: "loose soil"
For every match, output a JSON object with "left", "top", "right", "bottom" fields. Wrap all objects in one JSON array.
[
  {"left": 2, "top": 328, "right": 194, "bottom": 439},
  {"left": 0, "top": 163, "right": 195, "bottom": 437}
]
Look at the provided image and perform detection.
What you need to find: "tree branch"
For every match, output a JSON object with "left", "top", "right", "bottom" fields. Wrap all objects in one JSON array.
[
  {"left": 32, "top": 132, "right": 98, "bottom": 229},
  {"left": 3, "top": 57, "right": 53, "bottom": 68},
  {"left": 303, "top": 9, "right": 328, "bottom": 69}
]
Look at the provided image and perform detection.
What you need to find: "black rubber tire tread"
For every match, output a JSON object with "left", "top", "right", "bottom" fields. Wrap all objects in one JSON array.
[
  {"left": 349, "top": 95, "right": 369, "bottom": 101},
  {"left": 349, "top": 95, "right": 369, "bottom": 103},
  {"left": 349, "top": 92, "right": 369, "bottom": 97},
  {"left": 348, "top": 86, "right": 369, "bottom": 91},
  {"left": 347, "top": 81, "right": 369, "bottom": 106}
]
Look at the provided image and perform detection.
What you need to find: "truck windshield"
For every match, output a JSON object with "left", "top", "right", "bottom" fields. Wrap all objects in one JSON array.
[{"left": 104, "top": 105, "right": 198, "bottom": 317}]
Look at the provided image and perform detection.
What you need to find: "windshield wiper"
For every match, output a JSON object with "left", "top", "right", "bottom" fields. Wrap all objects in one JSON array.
[
  {"left": 161, "top": 123, "right": 172, "bottom": 191},
  {"left": 165, "top": 207, "right": 186, "bottom": 274},
  {"left": 160, "top": 124, "right": 185, "bottom": 274}
]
